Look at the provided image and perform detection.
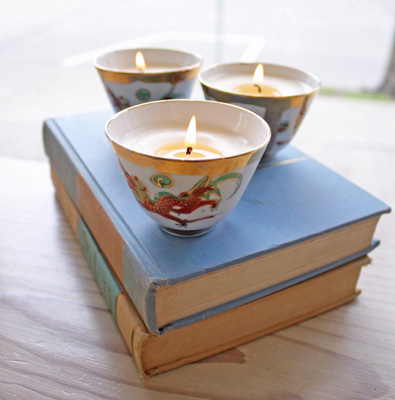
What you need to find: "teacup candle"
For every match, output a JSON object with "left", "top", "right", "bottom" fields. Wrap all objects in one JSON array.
[
  {"left": 145, "top": 116, "right": 225, "bottom": 159},
  {"left": 105, "top": 100, "right": 271, "bottom": 237},
  {"left": 94, "top": 48, "right": 202, "bottom": 112},
  {"left": 233, "top": 64, "right": 280, "bottom": 96},
  {"left": 199, "top": 62, "right": 320, "bottom": 158}
]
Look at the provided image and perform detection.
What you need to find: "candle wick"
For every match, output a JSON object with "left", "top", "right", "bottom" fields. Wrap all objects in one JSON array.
[
  {"left": 186, "top": 146, "right": 193, "bottom": 155},
  {"left": 253, "top": 84, "right": 261, "bottom": 93}
]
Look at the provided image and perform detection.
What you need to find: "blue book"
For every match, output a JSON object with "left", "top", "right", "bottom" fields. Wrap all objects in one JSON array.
[{"left": 43, "top": 111, "right": 390, "bottom": 334}]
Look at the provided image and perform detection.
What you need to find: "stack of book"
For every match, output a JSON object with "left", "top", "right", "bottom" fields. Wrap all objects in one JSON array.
[{"left": 43, "top": 111, "right": 390, "bottom": 378}]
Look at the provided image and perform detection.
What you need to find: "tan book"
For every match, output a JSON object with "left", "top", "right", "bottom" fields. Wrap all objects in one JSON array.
[{"left": 53, "top": 174, "right": 369, "bottom": 378}]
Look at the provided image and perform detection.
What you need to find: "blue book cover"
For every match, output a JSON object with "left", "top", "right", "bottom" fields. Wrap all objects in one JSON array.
[{"left": 43, "top": 111, "right": 390, "bottom": 334}]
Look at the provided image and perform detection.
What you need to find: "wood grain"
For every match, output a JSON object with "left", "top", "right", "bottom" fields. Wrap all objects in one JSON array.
[{"left": 0, "top": 139, "right": 394, "bottom": 399}]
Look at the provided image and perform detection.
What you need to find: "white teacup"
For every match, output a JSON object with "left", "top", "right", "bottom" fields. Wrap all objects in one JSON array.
[
  {"left": 94, "top": 48, "right": 202, "bottom": 112},
  {"left": 105, "top": 100, "right": 271, "bottom": 237},
  {"left": 199, "top": 62, "right": 320, "bottom": 158}
]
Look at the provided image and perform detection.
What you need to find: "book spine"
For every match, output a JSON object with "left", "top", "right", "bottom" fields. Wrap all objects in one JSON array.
[
  {"left": 53, "top": 174, "right": 151, "bottom": 378},
  {"left": 43, "top": 120, "right": 161, "bottom": 333}
]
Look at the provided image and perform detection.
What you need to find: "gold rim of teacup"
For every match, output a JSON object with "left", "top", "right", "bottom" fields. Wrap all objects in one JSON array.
[
  {"left": 199, "top": 62, "right": 321, "bottom": 100},
  {"left": 105, "top": 99, "right": 271, "bottom": 175},
  {"left": 94, "top": 48, "right": 203, "bottom": 84}
]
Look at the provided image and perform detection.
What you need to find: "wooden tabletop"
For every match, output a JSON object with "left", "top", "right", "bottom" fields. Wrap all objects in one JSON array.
[{"left": 1, "top": 106, "right": 394, "bottom": 398}]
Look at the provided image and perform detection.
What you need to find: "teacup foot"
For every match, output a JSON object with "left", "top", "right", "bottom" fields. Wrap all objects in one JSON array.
[{"left": 160, "top": 226, "right": 214, "bottom": 238}]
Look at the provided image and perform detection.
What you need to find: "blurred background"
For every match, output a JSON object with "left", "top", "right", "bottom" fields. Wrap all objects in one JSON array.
[{"left": 1, "top": 0, "right": 394, "bottom": 166}]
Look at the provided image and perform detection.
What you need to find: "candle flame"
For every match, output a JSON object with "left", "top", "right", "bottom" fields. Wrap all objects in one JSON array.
[
  {"left": 253, "top": 64, "right": 264, "bottom": 84},
  {"left": 136, "top": 51, "right": 146, "bottom": 71},
  {"left": 185, "top": 115, "right": 196, "bottom": 149}
]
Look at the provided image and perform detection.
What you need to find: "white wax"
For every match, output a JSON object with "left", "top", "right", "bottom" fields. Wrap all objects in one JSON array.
[
  {"left": 212, "top": 73, "right": 311, "bottom": 96},
  {"left": 122, "top": 62, "right": 181, "bottom": 73},
  {"left": 119, "top": 122, "right": 254, "bottom": 159}
]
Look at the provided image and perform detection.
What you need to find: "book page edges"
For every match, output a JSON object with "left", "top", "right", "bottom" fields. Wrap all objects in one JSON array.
[
  {"left": 142, "top": 257, "right": 368, "bottom": 377},
  {"left": 146, "top": 291, "right": 361, "bottom": 378},
  {"left": 155, "top": 216, "right": 380, "bottom": 327}
]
